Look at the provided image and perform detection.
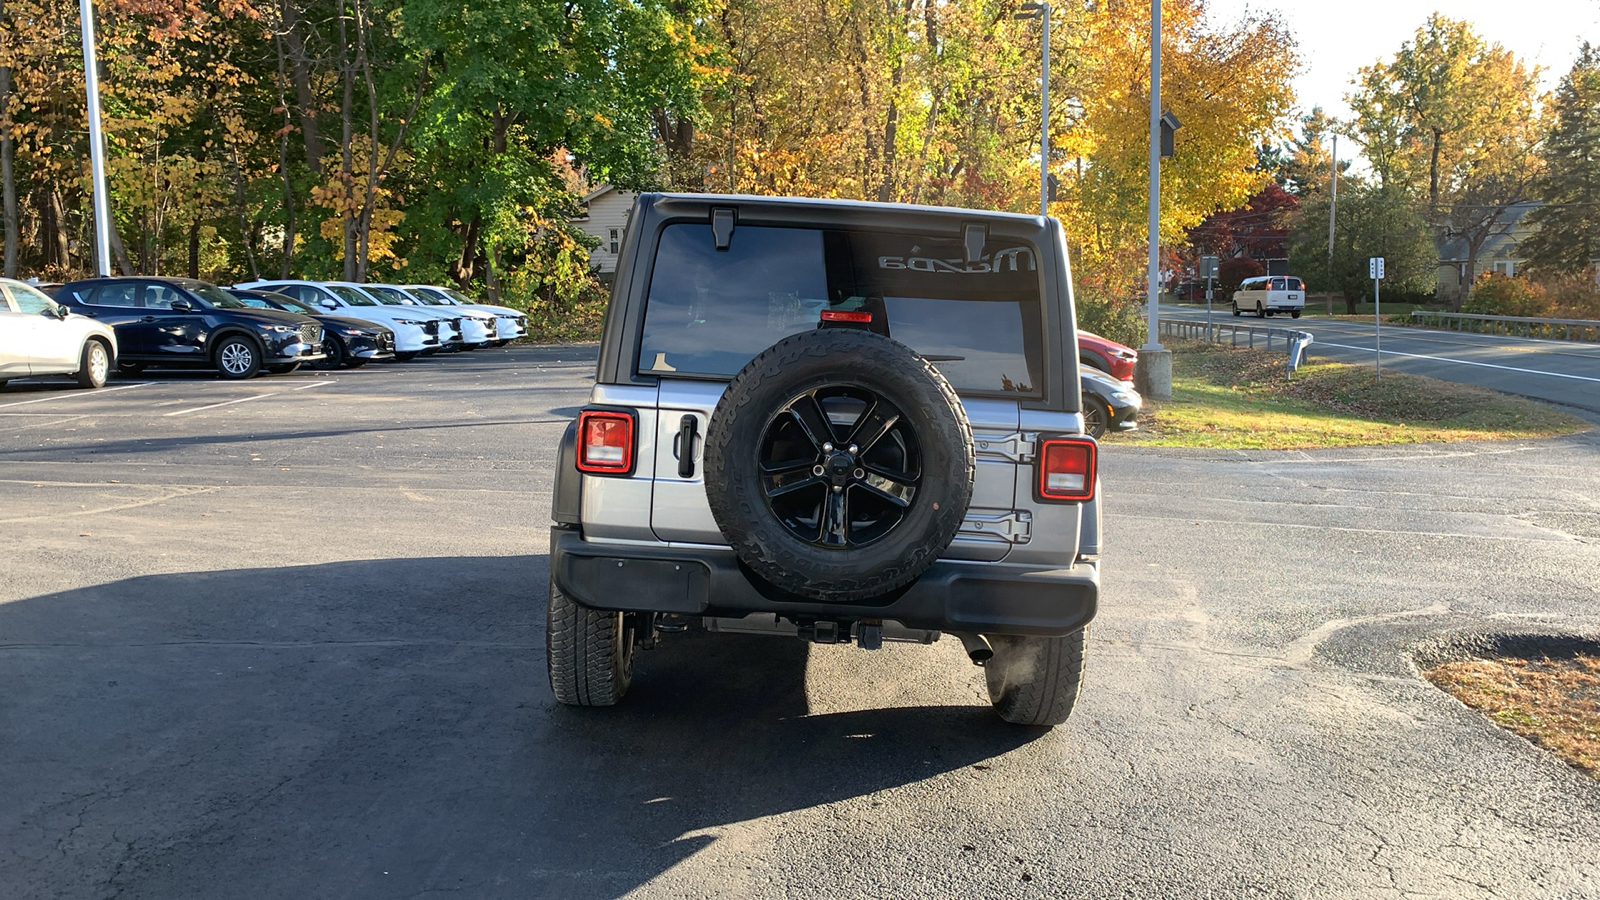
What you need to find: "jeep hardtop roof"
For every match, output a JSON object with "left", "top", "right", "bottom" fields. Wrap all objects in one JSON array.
[{"left": 595, "top": 192, "right": 1081, "bottom": 411}]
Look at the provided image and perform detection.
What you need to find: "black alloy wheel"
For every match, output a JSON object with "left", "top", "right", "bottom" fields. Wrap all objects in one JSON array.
[
  {"left": 758, "top": 385, "right": 921, "bottom": 550},
  {"left": 310, "top": 336, "right": 344, "bottom": 371}
]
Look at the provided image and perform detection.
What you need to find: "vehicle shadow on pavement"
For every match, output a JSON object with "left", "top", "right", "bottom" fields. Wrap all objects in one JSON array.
[{"left": 0, "top": 555, "right": 1041, "bottom": 899}]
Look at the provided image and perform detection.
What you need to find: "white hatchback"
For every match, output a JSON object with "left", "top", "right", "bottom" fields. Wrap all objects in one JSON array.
[
  {"left": 1232, "top": 275, "right": 1306, "bottom": 319},
  {"left": 0, "top": 278, "right": 118, "bottom": 389}
]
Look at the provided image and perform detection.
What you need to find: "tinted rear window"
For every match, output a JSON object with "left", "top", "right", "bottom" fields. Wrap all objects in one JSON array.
[{"left": 637, "top": 224, "right": 1043, "bottom": 396}]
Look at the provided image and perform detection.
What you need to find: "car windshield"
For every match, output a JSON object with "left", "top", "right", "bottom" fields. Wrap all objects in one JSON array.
[
  {"left": 366, "top": 286, "right": 415, "bottom": 305},
  {"left": 328, "top": 285, "right": 377, "bottom": 306},
  {"left": 637, "top": 224, "right": 1044, "bottom": 396},
  {"left": 269, "top": 295, "right": 318, "bottom": 314},
  {"left": 410, "top": 292, "right": 448, "bottom": 305},
  {"left": 230, "top": 294, "right": 275, "bottom": 309},
  {"left": 193, "top": 286, "right": 252, "bottom": 309},
  {"left": 443, "top": 289, "right": 478, "bottom": 306}
]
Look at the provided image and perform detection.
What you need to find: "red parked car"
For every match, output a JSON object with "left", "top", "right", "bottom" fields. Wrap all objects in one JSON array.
[{"left": 1078, "top": 331, "right": 1137, "bottom": 383}]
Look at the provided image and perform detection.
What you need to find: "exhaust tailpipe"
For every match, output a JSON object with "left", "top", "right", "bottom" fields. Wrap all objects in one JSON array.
[{"left": 956, "top": 632, "right": 993, "bottom": 664}]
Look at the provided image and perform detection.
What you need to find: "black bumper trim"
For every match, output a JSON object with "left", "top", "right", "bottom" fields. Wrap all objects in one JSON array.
[{"left": 550, "top": 528, "right": 1097, "bottom": 636}]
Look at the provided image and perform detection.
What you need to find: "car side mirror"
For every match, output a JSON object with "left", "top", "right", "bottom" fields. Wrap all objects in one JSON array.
[
  {"left": 169, "top": 299, "right": 193, "bottom": 312},
  {"left": 43, "top": 305, "right": 69, "bottom": 320},
  {"left": 319, "top": 299, "right": 337, "bottom": 310}
]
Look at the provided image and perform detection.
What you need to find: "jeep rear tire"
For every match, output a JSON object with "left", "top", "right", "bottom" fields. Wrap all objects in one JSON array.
[
  {"left": 985, "top": 628, "right": 1088, "bottom": 726},
  {"left": 547, "top": 577, "right": 633, "bottom": 706},
  {"left": 704, "top": 328, "right": 974, "bottom": 603}
]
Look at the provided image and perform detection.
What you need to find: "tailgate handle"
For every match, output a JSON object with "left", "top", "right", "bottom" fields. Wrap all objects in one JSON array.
[{"left": 676, "top": 415, "right": 699, "bottom": 478}]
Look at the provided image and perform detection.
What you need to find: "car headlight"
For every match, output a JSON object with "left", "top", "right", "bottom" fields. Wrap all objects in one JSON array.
[
  {"left": 1111, "top": 391, "right": 1138, "bottom": 404},
  {"left": 342, "top": 328, "right": 367, "bottom": 336},
  {"left": 261, "top": 324, "right": 297, "bottom": 333},
  {"left": 394, "top": 318, "right": 426, "bottom": 325}
]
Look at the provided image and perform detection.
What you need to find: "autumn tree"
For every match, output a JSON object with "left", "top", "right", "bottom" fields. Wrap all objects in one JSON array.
[
  {"left": 1521, "top": 43, "right": 1600, "bottom": 275},
  {"left": 1346, "top": 15, "right": 1544, "bottom": 307}
]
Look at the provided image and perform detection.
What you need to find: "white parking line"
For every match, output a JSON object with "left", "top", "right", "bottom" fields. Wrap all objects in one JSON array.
[
  {"left": 291, "top": 379, "right": 336, "bottom": 391},
  {"left": 1314, "top": 341, "right": 1600, "bottom": 384},
  {"left": 163, "top": 392, "right": 284, "bottom": 417},
  {"left": 0, "top": 382, "right": 150, "bottom": 409}
]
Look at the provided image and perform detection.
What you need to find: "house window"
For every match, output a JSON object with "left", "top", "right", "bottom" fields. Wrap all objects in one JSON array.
[
  {"left": 1493, "top": 260, "right": 1516, "bottom": 277},
  {"left": 609, "top": 229, "right": 619, "bottom": 255}
]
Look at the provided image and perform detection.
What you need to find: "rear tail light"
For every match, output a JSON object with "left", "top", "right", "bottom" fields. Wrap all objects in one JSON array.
[
  {"left": 1036, "top": 437, "right": 1096, "bottom": 502},
  {"left": 820, "top": 309, "right": 873, "bottom": 323},
  {"left": 577, "top": 410, "right": 636, "bottom": 475}
]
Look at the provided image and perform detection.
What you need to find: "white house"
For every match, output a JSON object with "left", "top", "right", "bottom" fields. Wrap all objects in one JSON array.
[{"left": 573, "top": 184, "right": 635, "bottom": 277}]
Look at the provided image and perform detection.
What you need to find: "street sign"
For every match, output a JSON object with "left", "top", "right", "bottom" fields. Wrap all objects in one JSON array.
[
  {"left": 1369, "top": 256, "right": 1385, "bottom": 279},
  {"left": 1369, "top": 258, "right": 1385, "bottom": 377},
  {"left": 1200, "top": 255, "right": 1219, "bottom": 279}
]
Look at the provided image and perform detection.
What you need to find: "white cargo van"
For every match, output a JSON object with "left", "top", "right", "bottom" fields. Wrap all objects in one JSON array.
[{"left": 1231, "top": 276, "right": 1305, "bottom": 318}]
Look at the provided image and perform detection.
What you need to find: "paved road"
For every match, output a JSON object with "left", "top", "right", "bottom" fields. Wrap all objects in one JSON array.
[
  {"left": 1162, "top": 304, "right": 1600, "bottom": 413},
  {"left": 2, "top": 349, "right": 1598, "bottom": 898}
]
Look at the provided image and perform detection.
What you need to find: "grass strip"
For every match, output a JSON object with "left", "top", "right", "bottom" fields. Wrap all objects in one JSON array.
[
  {"left": 1426, "top": 655, "right": 1600, "bottom": 779},
  {"left": 1107, "top": 340, "right": 1590, "bottom": 449}
]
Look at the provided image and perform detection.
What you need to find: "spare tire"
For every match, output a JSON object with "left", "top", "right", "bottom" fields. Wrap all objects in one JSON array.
[{"left": 704, "top": 328, "right": 974, "bottom": 602}]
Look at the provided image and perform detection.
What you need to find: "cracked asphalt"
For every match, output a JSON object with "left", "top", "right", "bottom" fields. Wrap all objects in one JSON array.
[{"left": 2, "top": 345, "right": 1598, "bottom": 899}]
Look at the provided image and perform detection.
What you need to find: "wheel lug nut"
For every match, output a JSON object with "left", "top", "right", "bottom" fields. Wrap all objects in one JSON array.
[
  {"left": 823, "top": 442, "right": 834, "bottom": 452},
  {"left": 832, "top": 485, "right": 842, "bottom": 493},
  {"left": 812, "top": 465, "right": 825, "bottom": 476},
  {"left": 848, "top": 444, "right": 858, "bottom": 454}
]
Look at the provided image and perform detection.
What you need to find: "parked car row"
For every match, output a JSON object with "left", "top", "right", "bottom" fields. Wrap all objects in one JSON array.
[{"left": 0, "top": 275, "right": 529, "bottom": 386}]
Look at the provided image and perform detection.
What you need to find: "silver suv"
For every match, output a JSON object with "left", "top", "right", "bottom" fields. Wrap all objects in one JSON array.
[{"left": 548, "top": 195, "right": 1102, "bottom": 726}]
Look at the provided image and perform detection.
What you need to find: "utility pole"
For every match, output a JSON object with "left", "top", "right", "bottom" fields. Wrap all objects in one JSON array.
[
  {"left": 1134, "top": 0, "right": 1172, "bottom": 400},
  {"left": 1326, "top": 134, "right": 1338, "bottom": 314},
  {"left": 1014, "top": 3, "right": 1051, "bottom": 217},
  {"left": 79, "top": 0, "right": 112, "bottom": 276}
]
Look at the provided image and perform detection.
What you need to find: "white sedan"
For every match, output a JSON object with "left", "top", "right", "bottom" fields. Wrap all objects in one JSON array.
[
  {"left": 235, "top": 279, "right": 443, "bottom": 360},
  {"left": 0, "top": 278, "right": 117, "bottom": 389}
]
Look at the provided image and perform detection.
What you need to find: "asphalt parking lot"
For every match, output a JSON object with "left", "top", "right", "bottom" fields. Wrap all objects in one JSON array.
[{"left": 3, "top": 347, "right": 1599, "bottom": 898}]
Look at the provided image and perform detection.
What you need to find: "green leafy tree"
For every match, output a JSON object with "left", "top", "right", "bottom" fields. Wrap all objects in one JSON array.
[
  {"left": 1289, "top": 180, "right": 1434, "bottom": 311},
  {"left": 1521, "top": 44, "right": 1600, "bottom": 275},
  {"left": 1346, "top": 15, "right": 1544, "bottom": 307}
]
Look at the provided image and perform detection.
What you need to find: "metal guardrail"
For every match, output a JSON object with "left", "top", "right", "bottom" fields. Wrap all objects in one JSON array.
[
  {"left": 1160, "top": 320, "right": 1315, "bottom": 376},
  {"left": 1411, "top": 310, "right": 1600, "bottom": 342}
]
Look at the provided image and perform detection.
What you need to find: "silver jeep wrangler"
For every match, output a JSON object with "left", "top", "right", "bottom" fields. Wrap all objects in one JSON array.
[{"left": 548, "top": 194, "right": 1102, "bottom": 726}]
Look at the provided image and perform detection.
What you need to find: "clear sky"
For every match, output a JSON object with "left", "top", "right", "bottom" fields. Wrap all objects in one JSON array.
[{"left": 1204, "top": 0, "right": 1600, "bottom": 122}]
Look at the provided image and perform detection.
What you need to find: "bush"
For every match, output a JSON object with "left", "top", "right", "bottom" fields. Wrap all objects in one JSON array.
[
  {"left": 1538, "top": 269, "right": 1600, "bottom": 319},
  {"left": 1464, "top": 273, "right": 1552, "bottom": 317},
  {"left": 1075, "top": 285, "right": 1146, "bottom": 348}
]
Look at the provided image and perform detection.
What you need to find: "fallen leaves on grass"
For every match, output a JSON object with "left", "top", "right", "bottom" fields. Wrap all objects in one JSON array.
[{"left": 1426, "top": 654, "right": 1600, "bottom": 778}]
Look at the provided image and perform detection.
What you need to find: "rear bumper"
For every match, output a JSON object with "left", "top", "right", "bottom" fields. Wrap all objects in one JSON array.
[{"left": 550, "top": 528, "right": 1098, "bottom": 637}]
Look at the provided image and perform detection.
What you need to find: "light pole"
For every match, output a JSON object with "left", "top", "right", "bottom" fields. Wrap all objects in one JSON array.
[
  {"left": 1135, "top": 0, "right": 1173, "bottom": 400},
  {"left": 1013, "top": 2, "right": 1050, "bottom": 217},
  {"left": 79, "top": 0, "right": 112, "bottom": 276}
]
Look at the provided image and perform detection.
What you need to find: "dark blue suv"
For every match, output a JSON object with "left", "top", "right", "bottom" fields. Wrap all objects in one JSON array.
[{"left": 55, "top": 277, "right": 325, "bottom": 378}]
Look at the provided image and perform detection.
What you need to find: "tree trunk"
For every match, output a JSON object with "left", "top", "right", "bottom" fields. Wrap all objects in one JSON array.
[
  {"left": 187, "top": 219, "right": 201, "bottom": 279},
  {"left": 280, "top": 0, "right": 323, "bottom": 175},
  {"left": 0, "top": 0, "right": 15, "bottom": 280},
  {"left": 230, "top": 149, "right": 260, "bottom": 279},
  {"left": 108, "top": 223, "right": 134, "bottom": 275},
  {"left": 41, "top": 187, "right": 69, "bottom": 273},
  {"left": 273, "top": 32, "right": 297, "bottom": 277},
  {"left": 451, "top": 215, "right": 479, "bottom": 286},
  {"left": 338, "top": 10, "right": 357, "bottom": 282}
]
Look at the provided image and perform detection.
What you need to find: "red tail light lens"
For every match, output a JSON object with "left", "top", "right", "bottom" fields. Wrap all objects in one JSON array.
[
  {"left": 1037, "top": 438, "right": 1096, "bottom": 502},
  {"left": 577, "top": 410, "right": 635, "bottom": 475},
  {"left": 820, "top": 309, "right": 873, "bottom": 323}
]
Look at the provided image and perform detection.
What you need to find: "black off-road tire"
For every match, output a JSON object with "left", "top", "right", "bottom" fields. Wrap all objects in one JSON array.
[
  {"left": 76, "top": 339, "right": 111, "bottom": 388},
  {"left": 986, "top": 628, "right": 1089, "bottom": 727},
  {"left": 547, "top": 577, "right": 634, "bottom": 706},
  {"left": 1291, "top": 310, "right": 1302, "bottom": 319},
  {"left": 703, "top": 328, "right": 974, "bottom": 602}
]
